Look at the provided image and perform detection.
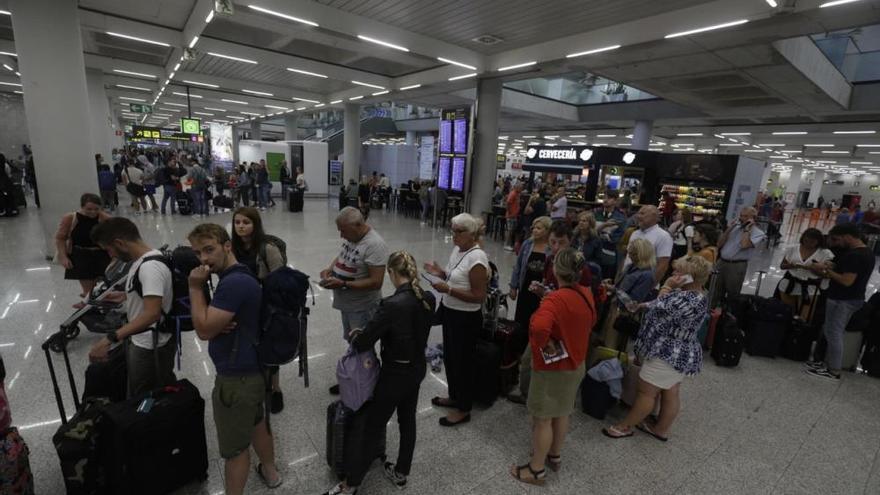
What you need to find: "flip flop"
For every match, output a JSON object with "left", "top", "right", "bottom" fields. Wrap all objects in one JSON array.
[
  {"left": 636, "top": 422, "right": 668, "bottom": 442},
  {"left": 601, "top": 425, "right": 634, "bottom": 439}
]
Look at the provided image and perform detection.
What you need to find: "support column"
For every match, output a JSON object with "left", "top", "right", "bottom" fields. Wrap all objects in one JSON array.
[
  {"left": 343, "top": 103, "right": 361, "bottom": 185},
  {"left": 284, "top": 114, "right": 299, "bottom": 141},
  {"left": 406, "top": 131, "right": 416, "bottom": 146},
  {"left": 808, "top": 170, "right": 825, "bottom": 207},
  {"left": 85, "top": 68, "right": 113, "bottom": 163},
  {"left": 251, "top": 120, "right": 262, "bottom": 141},
  {"left": 232, "top": 125, "right": 241, "bottom": 166},
  {"left": 632, "top": 120, "right": 653, "bottom": 150},
  {"left": 10, "top": 0, "right": 98, "bottom": 257},
  {"left": 786, "top": 164, "right": 803, "bottom": 209},
  {"left": 470, "top": 77, "right": 503, "bottom": 214},
  {"left": 759, "top": 161, "right": 774, "bottom": 192}
]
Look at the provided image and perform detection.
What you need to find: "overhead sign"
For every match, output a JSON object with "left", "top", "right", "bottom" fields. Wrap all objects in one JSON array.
[
  {"left": 129, "top": 103, "right": 153, "bottom": 113},
  {"left": 181, "top": 118, "right": 201, "bottom": 134},
  {"left": 209, "top": 123, "right": 233, "bottom": 169},
  {"left": 130, "top": 126, "right": 203, "bottom": 142},
  {"left": 524, "top": 145, "right": 595, "bottom": 174}
]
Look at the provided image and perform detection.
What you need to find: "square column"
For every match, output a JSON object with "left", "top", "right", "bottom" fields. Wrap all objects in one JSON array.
[
  {"left": 343, "top": 103, "right": 361, "bottom": 186},
  {"left": 469, "top": 78, "right": 503, "bottom": 214}
]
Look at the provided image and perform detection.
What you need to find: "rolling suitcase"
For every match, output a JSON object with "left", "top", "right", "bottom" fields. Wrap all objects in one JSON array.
[
  {"left": 745, "top": 271, "right": 791, "bottom": 357},
  {"left": 175, "top": 191, "right": 192, "bottom": 215},
  {"left": 473, "top": 339, "right": 502, "bottom": 407},
  {"left": 100, "top": 379, "right": 208, "bottom": 495},
  {"left": 580, "top": 375, "right": 615, "bottom": 420},
  {"left": 712, "top": 313, "right": 744, "bottom": 367},
  {"left": 289, "top": 190, "right": 304, "bottom": 212},
  {"left": 325, "top": 400, "right": 386, "bottom": 480},
  {"left": 780, "top": 288, "right": 823, "bottom": 362},
  {"left": 211, "top": 195, "right": 234, "bottom": 210},
  {"left": 82, "top": 344, "right": 127, "bottom": 403}
]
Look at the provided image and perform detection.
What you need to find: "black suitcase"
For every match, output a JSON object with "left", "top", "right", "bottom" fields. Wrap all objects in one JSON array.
[
  {"left": 212, "top": 195, "right": 234, "bottom": 210},
  {"left": 861, "top": 332, "right": 880, "bottom": 377},
  {"left": 780, "top": 289, "right": 823, "bottom": 362},
  {"left": 82, "top": 344, "right": 127, "bottom": 403},
  {"left": 11, "top": 185, "right": 25, "bottom": 207},
  {"left": 176, "top": 191, "right": 192, "bottom": 215},
  {"left": 100, "top": 379, "right": 208, "bottom": 495},
  {"left": 473, "top": 339, "right": 501, "bottom": 407},
  {"left": 712, "top": 313, "right": 745, "bottom": 367},
  {"left": 744, "top": 271, "right": 791, "bottom": 357},
  {"left": 580, "top": 375, "right": 615, "bottom": 420},
  {"left": 325, "top": 400, "right": 385, "bottom": 480},
  {"left": 288, "top": 191, "right": 304, "bottom": 212}
]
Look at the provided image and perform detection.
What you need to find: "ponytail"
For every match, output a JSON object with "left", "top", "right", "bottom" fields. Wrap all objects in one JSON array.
[{"left": 388, "top": 250, "right": 432, "bottom": 311}]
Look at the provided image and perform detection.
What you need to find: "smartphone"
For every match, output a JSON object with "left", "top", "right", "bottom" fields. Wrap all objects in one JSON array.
[
  {"left": 679, "top": 274, "right": 694, "bottom": 285},
  {"left": 137, "top": 397, "right": 155, "bottom": 414}
]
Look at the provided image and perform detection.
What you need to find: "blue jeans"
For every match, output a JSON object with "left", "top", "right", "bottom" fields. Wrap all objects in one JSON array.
[
  {"left": 340, "top": 307, "right": 376, "bottom": 342},
  {"left": 822, "top": 298, "right": 863, "bottom": 371},
  {"left": 281, "top": 184, "right": 289, "bottom": 201},
  {"left": 258, "top": 184, "right": 270, "bottom": 208},
  {"left": 191, "top": 188, "right": 207, "bottom": 215},
  {"left": 161, "top": 185, "right": 177, "bottom": 214}
]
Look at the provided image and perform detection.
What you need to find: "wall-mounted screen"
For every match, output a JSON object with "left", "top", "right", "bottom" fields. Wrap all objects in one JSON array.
[
  {"left": 439, "top": 120, "right": 452, "bottom": 154},
  {"left": 453, "top": 119, "right": 468, "bottom": 154},
  {"left": 181, "top": 118, "right": 201, "bottom": 134},
  {"left": 452, "top": 157, "right": 466, "bottom": 192},
  {"left": 438, "top": 157, "right": 451, "bottom": 189}
]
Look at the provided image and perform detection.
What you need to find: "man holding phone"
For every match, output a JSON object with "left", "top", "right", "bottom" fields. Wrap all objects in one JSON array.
[{"left": 717, "top": 207, "right": 766, "bottom": 302}]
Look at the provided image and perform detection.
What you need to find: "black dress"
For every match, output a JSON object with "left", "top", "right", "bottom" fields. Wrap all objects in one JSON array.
[
  {"left": 64, "top": 213, "right": 111, "bottom": 280},
  {"left": 512, "top": 250, "right": 546, "bottom": 355}
]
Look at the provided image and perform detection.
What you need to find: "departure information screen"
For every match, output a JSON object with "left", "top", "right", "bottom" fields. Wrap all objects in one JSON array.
[
  {"left": 438, "top": 157, "right": 451, "bottom": 190},
  {"left": 453, "top": 119, "right": 468, "bottom": 154},
  {"left": 439, "top": 120, "right": 452, "bottom": 154},
  {"left": 437, "top": 107, "right": 470, "bottom": 191}
]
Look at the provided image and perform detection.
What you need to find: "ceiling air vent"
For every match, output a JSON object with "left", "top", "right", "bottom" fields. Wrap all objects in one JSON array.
[{"left": 472, "top": 34, "right": 504, "bottom": 45}]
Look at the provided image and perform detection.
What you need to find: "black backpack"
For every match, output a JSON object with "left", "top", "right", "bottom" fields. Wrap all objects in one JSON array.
[
  {"left": 711, "top": 312, "right": 744, "bottom": 367},
  {"left": 132, "top": 246, "right": 207, "bottom": 334},
  {"left": 259, "top": 235, "right": 288, "bottom": 273}
]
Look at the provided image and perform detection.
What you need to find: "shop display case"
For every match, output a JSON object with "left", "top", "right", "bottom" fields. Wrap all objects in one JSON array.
[{"left": 659, "top": 183, "right": 726, "bottom": 219}]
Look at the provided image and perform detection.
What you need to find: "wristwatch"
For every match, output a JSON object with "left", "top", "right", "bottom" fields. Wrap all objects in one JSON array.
[{"left": 106, "top": 331, "right": 119, "bottom": 343}]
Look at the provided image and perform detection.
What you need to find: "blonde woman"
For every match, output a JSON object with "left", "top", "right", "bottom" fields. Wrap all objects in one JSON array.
[
  {"left": 601, "top": 238, "right": 656, "bottom": 348},
  {"left": 324, "top": 252, "right": 436, "bottom": 494},
  {"left": 572, "top": 211, "right": 603, "bottom": 267},
  {"left": 603, "top": 255, "right": 712, "bottom": 442},
  {"left": 509, "top": 216, "right": 553, "bottom": 358}
]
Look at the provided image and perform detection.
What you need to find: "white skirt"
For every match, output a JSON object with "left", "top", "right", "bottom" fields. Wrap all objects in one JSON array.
[{"left": 639, "top": 358, "right": 685, "bottom": 390}]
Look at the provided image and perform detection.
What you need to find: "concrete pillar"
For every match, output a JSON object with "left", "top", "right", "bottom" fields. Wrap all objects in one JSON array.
[
  {"left": 251, "top": 120, "right": 262, "bottom": 141},
  {"left": 85, "top": 69, "right": 113, "bottom": 163},
  {"left": 406, "top": 131, "right": 416, "bottom": 146},
  {"left": 632, "top": 120, "right": 653, "bottom": 150},
  {"left": 470, "top": 77, "right": 503, "bottom": 214},
  {"left": 284, "top": 114, "right": 298, "bottom": 141},
  {"left": 808, "top": 170, "right": 825, "bottom": 207},
  {"left": 760, "top": 161, "right": 774, "bottom": 192},
  {"left": 786, "top": 164, "right": 803, "bottom": 209},
  {"left": 343, "top": 103, "right": 361, "bottom": 185},
  {"left": 10, "top": 0, "right": 98, "bottom": 257}
]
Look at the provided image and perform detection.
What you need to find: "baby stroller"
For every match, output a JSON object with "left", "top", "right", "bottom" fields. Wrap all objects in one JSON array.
[{"left": 50, "top": 259, "right": 131, "bottom": 352}]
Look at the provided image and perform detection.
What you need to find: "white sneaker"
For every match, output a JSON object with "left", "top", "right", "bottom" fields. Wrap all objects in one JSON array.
[{"left": 503, "top": 246, "right": 514, "bottom": 252}]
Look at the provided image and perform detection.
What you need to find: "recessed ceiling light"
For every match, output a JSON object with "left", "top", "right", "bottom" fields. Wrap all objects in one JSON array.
[
  {"left": 116, "top": 84, "right": 151, "bottom": 91},
  {"left": 188, "top": 36, "right": 199, "bottom": 48},
  {"left": 372, "top": 90, "right": 389, "bottom": 96},
  {"left": 357, "top": 35, "right": 409, "bottom": 52},
  {"left": 222, "top": 99, "right": 249, "bottom": 105},
  {"left": 399, "top": 84, "right": 421, "bottom": 91},
  {"left": 448, "top": 73, "right": 477, "bottom": 81},
  {"left": 719, "top": 132, "right": 751, "bottom": 136},
  {"left": 264, "top": 105, "right": 289, "bottom": 110},
  {"left": 437, "top": 57, "right": 477, "bottom": 70},
  {"left": 664, "top": 19, "right": 749, "bottom": 39},
  {"left": 833, "top": 130, "right": 875, "bottom": 134},
  {"left": 162, "top": 102, "right": 187, "bottom": 107},
  {"left": 677, "top": 133, "right": 704, "bottom": 137},
  {"left": 351, "top": 80, "right": 385, "bottom": 90},
  {"left": 207, "top": 52, "right": 258, "bottom": 64},
  {"left": 183, "top": 80, "right": 219, "bottom": 88},
  {"left": 242, "top": 89, "right": 273, "bottom": 96},
  {"left": 292, "top": 97, "right": 320, "bottom": 104},
  {"left": 106, "top": 32, "right": 170, "bottom": 47},
  {"left": 119, "top": 96, "right": 146, "bottom": 102},
  {"left": 820, "top": 0, "right": 863, "bottom": 7},
  {"left": 498, "top": 61, "right": 537, "bottom": 71},
  {"left": 772, "top": 131, "right": 808, "bottom": 135},
  {"left": 566, "top": 44, "right": 621, "bottom": 58},
  {"left": 173, "top": 92, "right": 202, "bottom": 98},
  {"left": 113, "top": 69, "right": 157, "bottom": 79},
  {"left": 349, "top": 96, "right": 364, "bottom": 101},
  {"left": 247, "top": 5, "right": 319, "bottom": 26},
  {"left": 286, "top": 68, "right": 327, "bottom": 78}
]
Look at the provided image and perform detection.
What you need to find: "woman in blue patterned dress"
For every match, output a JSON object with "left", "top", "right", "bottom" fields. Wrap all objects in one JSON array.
[{"left": 602, "top": 254, "right": 712, "bottom": 442}]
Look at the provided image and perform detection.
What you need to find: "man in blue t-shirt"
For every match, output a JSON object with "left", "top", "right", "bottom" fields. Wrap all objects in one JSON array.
[{"left": 187, "top": 224, "right": 282, "bottom": 494}]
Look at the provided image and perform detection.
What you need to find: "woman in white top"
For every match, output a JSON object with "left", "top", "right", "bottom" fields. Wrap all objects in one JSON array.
[
  {"left": 778, "top": 228, "right": 834, "bottom": 319},
  {"left": 667, "top": 209, "right": 693, "bottom": 261},
  {"left": 424, "top": 213, "right": 489, "bottom": 427}
]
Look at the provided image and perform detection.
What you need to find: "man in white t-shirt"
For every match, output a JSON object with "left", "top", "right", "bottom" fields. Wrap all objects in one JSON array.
[
  {"left": 550, "top": 185, "right": 568, "bottom": 220},
  {"left": 88, "top": 218, "right": 176, "bottom": 398},
  {"left": 626, "top": 205, "right": 673, "bottom": 284}
]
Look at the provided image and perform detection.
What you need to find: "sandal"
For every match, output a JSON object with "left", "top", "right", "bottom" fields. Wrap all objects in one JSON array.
[
  {"left": 636, "top": 422, "right": 668, "bottom": 442},
  {"left": 546, "top": 454, "right": 561, "bottom": 472},
  {"left": 255, "top": 463, "right": 283, "bottom": 489},
  {"left": 510, "top": 463, "right": 546, "bottom": 486},
  {"left": 431, "top": 396, "right": 458, "bottom": 409},
  {"left": 601, "top": 425, "right": 634, "bottom": 439}
]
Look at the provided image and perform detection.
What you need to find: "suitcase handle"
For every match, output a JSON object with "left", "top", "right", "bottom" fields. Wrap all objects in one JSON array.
[{"left": 42, "top": 329, "right": 80, "bottom": 424}]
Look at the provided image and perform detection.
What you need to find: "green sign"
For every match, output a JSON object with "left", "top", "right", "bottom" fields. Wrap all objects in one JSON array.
[
  {"left": 181, "top": 118, "right": 201, "bottom": 134},
  {"left": 129, "top": 103, "right": 153, "bottom": 113},
  {"left": 266, "top": 152, "right": 285, "bottom": 182}
]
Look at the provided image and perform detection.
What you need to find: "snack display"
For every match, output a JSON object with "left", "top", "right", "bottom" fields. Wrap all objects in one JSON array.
[{"left": 659, "top": 184, "right": 725, "bottom": 217}]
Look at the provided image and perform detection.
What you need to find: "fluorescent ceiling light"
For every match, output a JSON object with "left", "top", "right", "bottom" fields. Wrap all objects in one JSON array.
[
  {"left": 106, "top": 32, "right": 170, "bottom": 47},
  {"left": 183, "top": 80, "right": 219, "bottom": 88},
  {"left": 785, "top": 160, "right": 803, "bottom": 163},
  {"left": 498, "top": 61, "right": 537, "bottom": 71},
  {"left": 744, "top": 149, "right": 765, "bottom": 152},
  {"left": 0, "top": 10, "right": 9, "bottom": 15},
  {"left": 314, "top": 103, "right": 325, "bottom": 108},
  {"left": 240, "top": 111, "right": 262, "bottom": 116},
  {"left": 448, "top": 73, "right": 477, "bottom": 81},
  {"left": 173, "top": 63, "right": 181, "bottom": 72},
  {"left": 296, "top": 106, "right": 306, "bottom": 110},
  {"left": 2, "top": 64, "right": 12, "bottom": 71},
  {"left": 349, "top": 96, "right": 364, "bottom": 101},
  {"left": 677, "top": 133, "right": 703, "bottom": 136},
  {"left": 242, "top": 89, "right": 273, "bottom": 96},
  {"left": 851, "top": 161, "right": 873, "bottom": 165},
  {"left": 162, "top": 102, "right": 187, "bottom": 107},
  {"left": 822, "top": 150, "right": 850, "bottom": 154},
  {"left": 187, "top": 36, "right": 199, "bottom": 48},
  {"left": 372, "top": 90, "right": 389, "bottom": 96},
  {"left": 248, "top": 4, "right": 319, "bottom": 26},
  {"left": 780, "top": 150, "right": 802, "bottom": 153},
  {"left": 193, "top": 111, "right": 214, "bottom": 116},
  {"left": 719, "top": 143, "right": 743, "bottom": 146},
  {"left": 159, "top": 107, "right": 181, "bottom": 112},
  {"left": 357, "top": 35, "right": 408, "bottom": 52},
  {"left": 173, "top": 92, "right": 202, "bottom": 98},
  {"left": 719, "top": 132, "right": 750, "bottom": 136},
  {"left": 437, "top": 57, "right": 477, "bottom": 70},
  {"left": 568, "top": 135, "right": 586, "bottom": 138},
  {"left": 113, "top": 69, "right": 156, "bottom": 79},
  {"left": 0, "top": 52, "right": 16, "bottom": 57},
  {"left": 208, "top": 52, "right": 258, "bottom": 64},
  {"left": 205, "top": 10, "right": 214, "bottom": 23},
  {"left": 222, "top": 99, "right": 248, "bottom": 105},
  {"left": 833, "top": 130, "right": 875, "bottom": 134},
  {"left": 116, "top": 84, "right": 150, "bottom": 91},
  {"left": 772, "top": 131, "right": 807, "bottom": 135},
  {"left": 665, "top": 19, "right": 748, "bottom": 39},
  {"left": 804, "top": 144, "right": 834, "bottom": 147},
  {"left": 671, "top": 143, "right": 694, "bottom": 147},
  {"left": 330, "top": 100, "right": 343, "bottom": 104},
  {"left": 203, "top": 107, "right": 226, "bottom": 112},
  {"left": 566, "top": 44, "right": 621, "bottom": 58},
  {"left": 766, "top": 0, "right": 778, "bottom": 6},
  {"left": 399, "top": 84, "right": 421, "bottom": 91},
  {"left": 292, "top": 97, "right": 320, "bottom": 103},
  {"left": 168, "top": 71, "right": 176, "bottom": 79},
  {"left": 265, "top": 105, "right": 289, "bottom": 110},
  {"left": 351, "top": 80, "right": 385, "bottom": 90},
  {"left": 152, "top": 113, "right": 172, "bottom": 117},
  {"left": 820, "top": 0, "right": 863, "bottom": 7},
  {"left": 856, "top": 144, "right": 880, "bottom": 147},
  {"left": 596, "top": 134, "right": 616, "bottom": 138},
  {"left": 286, "top": 68, "right": 327, "bottom": 78},
  {"left": 757, "top": 143, "right": 785, "bottom": 147}
]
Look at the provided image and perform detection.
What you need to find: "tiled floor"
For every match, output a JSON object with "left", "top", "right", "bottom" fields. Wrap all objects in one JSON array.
[{"left": 2, "top": 197, "right": 879, "bottom": 495}]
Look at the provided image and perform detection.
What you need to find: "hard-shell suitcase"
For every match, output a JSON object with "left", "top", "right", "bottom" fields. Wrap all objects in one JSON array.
[
  {"left": 325, "top": 400, "right": 386, "bottom": 480},
  {"left": 100, "top": 379, "right": 208, "bottom": 495},
  {"left": 780, "top": 288, "right": 823, "bottom": 362},
  {"left": 473, "top": 339, "right": 502, "bottom": 407},
  {"left": 289, "top": 190, "right": 304, "bottom": 212},
  {"left": 745, "top": 271, "right": 791, "bottom": 357}
]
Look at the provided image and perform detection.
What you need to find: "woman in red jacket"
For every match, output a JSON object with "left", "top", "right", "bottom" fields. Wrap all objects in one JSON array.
[{"left": 510, "top": 248, "right": 596, "bottom": 486}]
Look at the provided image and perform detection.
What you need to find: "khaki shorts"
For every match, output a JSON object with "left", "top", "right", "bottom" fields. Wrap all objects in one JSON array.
[{"left": 212, "top": 373, "right": 266, "bottom": 459}]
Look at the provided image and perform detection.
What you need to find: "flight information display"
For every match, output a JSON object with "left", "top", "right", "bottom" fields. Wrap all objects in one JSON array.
[
  {"left": 453, "top": 118, "right": 468, "bottom": 154},
  {"left": 439, "top": 120, "right": 452, "bottom": 154},
  {"left": 438, "top": 157, "right": 451, "bottom": 190},
  {"left": 452, "top": 157, "right": 466, "bottom": 192}
]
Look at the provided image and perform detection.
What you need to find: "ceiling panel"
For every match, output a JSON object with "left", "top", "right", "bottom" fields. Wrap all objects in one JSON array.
[
  {"left": 313, "top": 0, "right": 717, "bottom": 54},
  {"left": 78, "top": 0, "right": 198, "bottom": 30},
  {"left": 181, "top": 52, "right": 351, "bottom": 93}
]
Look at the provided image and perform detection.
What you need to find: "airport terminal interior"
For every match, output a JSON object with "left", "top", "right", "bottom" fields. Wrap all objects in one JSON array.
[{"left": 2, "top": 0, "right": 880, "bottom": 494}]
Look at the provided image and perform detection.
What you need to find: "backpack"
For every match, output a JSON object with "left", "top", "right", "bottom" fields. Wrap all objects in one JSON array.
[
  {"left": 253, "top": 266, "right": 313, "bottom": 367},
  {"left": 711, "top": 312, "right": 744, "bottom": 367},
  {"left": 132, "top": 246, "right": 206, "bottom": 334},
  {"left": 336, "top": 345, "right": 380, "bottom": 412},
  {"left": 260, "top": 234, "right": 288, "bottom": 272},
  {"left": 98, "top": 170, "right": 116, "bottom": 191}
]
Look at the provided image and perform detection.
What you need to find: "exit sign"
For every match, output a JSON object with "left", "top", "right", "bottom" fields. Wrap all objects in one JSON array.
[{"left": 129, "top": 103, "right": 153, "bottom": 113}]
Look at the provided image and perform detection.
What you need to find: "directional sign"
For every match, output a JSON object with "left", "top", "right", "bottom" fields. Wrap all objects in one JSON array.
[{"left": 129, "top": 103, "right": 153, "bottom": 113}]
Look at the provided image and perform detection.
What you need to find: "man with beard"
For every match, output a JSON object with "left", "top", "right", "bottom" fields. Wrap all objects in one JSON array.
[{"left": 87, "top": 217, "right": 176, "bottom": 397}]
